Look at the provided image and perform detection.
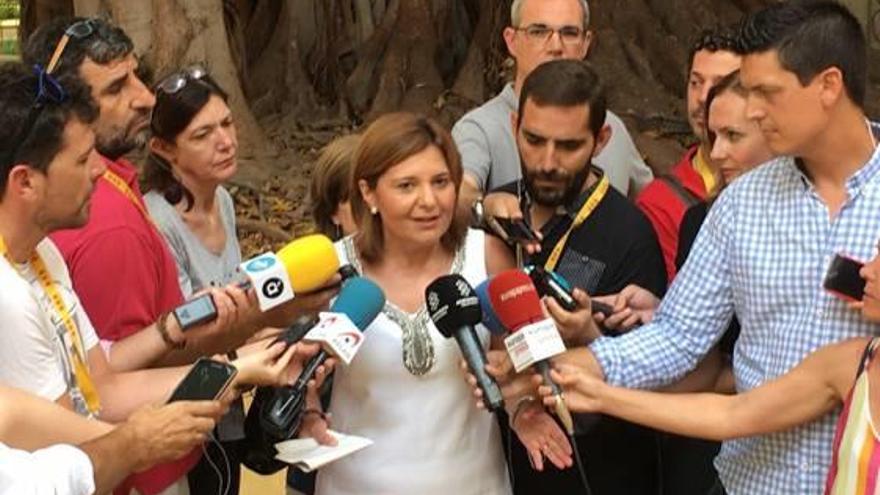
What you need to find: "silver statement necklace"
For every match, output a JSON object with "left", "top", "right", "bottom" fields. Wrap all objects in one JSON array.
[{"left": 342, "top": 236, "right": 466, "bottom": 376}]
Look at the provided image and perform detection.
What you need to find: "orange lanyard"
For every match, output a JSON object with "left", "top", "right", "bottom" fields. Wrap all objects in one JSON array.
[
  {"left": 544, "top": 175, "right": 610, "bottom": 271},
  {"left": 0, "top": 237, "right": 100, "bottom": 416}
]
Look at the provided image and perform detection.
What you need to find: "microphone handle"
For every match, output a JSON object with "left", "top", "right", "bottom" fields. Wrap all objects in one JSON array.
[
  {"left": 292, "top": 349, "right": 329, "bottom": 395},
  {"left": 535, "top": 360, "right": 562, "bottom": 396},
  {"left": 454, "top": 326, "right": 504, "bottom": 412},
  {"left": 535, "top": 359, "right": 574, "bottom": 434}
]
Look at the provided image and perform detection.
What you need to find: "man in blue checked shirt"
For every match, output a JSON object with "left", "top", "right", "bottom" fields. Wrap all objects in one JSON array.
[{"left": 550, "top": 2, "right": 880, "bottom": 494}]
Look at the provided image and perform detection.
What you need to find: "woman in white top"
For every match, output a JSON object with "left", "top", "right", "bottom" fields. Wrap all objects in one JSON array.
[{"left": 311, "top": 112, "right": 516, "bottom": 494}]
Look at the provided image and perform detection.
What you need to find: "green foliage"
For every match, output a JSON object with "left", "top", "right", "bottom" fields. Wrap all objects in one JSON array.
[{"left": 0, "top": 2, "right": 18, "bottom": 21}]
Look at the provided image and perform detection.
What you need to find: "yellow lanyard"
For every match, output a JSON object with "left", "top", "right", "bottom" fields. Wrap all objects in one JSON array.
[
  {"left": 101, "top": 169, "right": 151, "bottom": 220},
  {"left": 0, "top": 237, "right": 100, "bottom": 415},
  {"left": 544, "top": 175, "right": 610, "bottom": 271}
]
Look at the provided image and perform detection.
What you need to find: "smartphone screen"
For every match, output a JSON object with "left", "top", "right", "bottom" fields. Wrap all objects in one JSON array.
[
  {"left": 168, "top": 358, "right": 237, "bottom": 403},
  {"left": 823, "top": 254, "right": 866, "bottom": 302}
]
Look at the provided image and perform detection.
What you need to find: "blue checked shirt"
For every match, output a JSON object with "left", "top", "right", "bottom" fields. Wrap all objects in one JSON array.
[{"left": 591, "top": 138, "right": 880, "bottom": 495}]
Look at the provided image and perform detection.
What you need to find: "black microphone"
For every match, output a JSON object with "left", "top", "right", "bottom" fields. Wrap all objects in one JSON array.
[{"left": 426, "top": 274, "right": 505, "bottom": 412}]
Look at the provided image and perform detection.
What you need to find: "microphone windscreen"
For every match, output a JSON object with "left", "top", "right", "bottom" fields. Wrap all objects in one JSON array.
[
  {"left": 487, "top": 270, "right": 544, "bottom": 333},
  {"left": 330, "top": 276, "right": 385, "bottom": 330},
  {"left": 425, "top": 274, "right": 482, "bottom": 339},
  {"left": 474, "top": 280, "right": 506, "bottom": 336},
  {"left": 276, "top": 235, "right": 340, "bottom": 293}
]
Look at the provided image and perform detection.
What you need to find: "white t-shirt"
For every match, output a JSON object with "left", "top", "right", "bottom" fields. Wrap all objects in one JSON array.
[
  {"left": 0, "top": 239, "right": 99, "bottom": 406},
  {"left": 0, "top": 442, "right": 94, "bottom": 495}
]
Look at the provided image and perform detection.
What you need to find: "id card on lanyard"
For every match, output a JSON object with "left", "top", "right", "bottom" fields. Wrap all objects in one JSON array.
[
  {"left": 0, "top": 237, "right": 101, "bottom": 417},
  {"left": 543, "top": 175, "right": 610, "bottom": 271}
]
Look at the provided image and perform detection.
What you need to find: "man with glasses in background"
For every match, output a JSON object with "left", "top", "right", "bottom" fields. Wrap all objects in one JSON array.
[
  {"left": 21, "top": 17, "right": 338, "bottom": 495},
  {"left": 453, "top": 0, "right": 653, "bottom": 213}
]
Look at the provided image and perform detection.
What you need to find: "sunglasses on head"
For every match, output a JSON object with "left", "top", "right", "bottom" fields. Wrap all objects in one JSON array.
[
  {"left": 0, "top": 66, "right": 68, "bottom": 169},
  {"left": 46, "top": 18, "right": 100, "bottom": 74},
  {"left": 155, "top": 66, "right": 208, "bottom": 95}
]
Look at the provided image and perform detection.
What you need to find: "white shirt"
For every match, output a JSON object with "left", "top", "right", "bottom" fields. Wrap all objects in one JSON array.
[
  {"left": 0, "top": 442, "right": 95, "bottom": 495},
  {"left": 0, "top": 239, "right": 99, "bottom": 405}
]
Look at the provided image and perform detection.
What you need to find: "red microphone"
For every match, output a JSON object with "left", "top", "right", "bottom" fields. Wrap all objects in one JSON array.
[{"left": 488, "top": 270, "right": 574, "bottom": 434}]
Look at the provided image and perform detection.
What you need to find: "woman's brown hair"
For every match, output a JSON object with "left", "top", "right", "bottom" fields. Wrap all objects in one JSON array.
[
  {"left": 309, "top": 134, "right": 361, "bottom": 239},
  {"left": 351, "top": 112, "right": 468, "bottom": 263}
]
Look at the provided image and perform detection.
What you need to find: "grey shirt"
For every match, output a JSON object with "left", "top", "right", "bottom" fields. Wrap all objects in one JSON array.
[
  {"left": 144, "top": 187, "right": 242, "bottom": 297},
  {"left": 452, "top": 83, "right": 653, "bottom": 196}
]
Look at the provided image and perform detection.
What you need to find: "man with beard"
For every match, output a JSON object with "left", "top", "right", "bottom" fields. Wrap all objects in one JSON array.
[
  {"left": 635, "top": 30, "right": 741, "bottom": 282},
  {"left": 454, "top": 0, "right": 653, "bottom": 211},
  {"left": 22, "top": 17, "right": 338, "bottom": 495},
  {"left": 491, "top": 59, "right": 666, "bottom": 494}
]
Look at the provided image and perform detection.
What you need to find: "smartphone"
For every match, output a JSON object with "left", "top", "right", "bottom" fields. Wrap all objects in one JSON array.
[
  {"left": 492, "top": 217, "right": 540, "bottom": 243},
  {"left": 528, "top": 266, "right": 578, "bottom": 311},
  {"left": 168, "top": 358, "right": 238, "bottom": 403},
  {"left": 824, "top": 254, "right": 866, "bottom": 302},
  {"left": 173, "top": 293, "right": 218, "bottom": 331}
]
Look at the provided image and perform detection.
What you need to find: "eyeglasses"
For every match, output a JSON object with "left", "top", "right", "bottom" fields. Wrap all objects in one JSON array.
[
  {"left": 46, "top": 19, "right": 100, "bottom": 74},
  {"left": 513, "top": 24, "right": 586, "bottom": 46},
  {"left": 155, "top": 66, "right": 207, "bottom": 95},
  {"left": 1, "top": 66, "right": 68, "bottom": 169}
]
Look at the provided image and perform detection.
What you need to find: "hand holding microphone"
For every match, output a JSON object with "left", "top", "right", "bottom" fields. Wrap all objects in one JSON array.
[
  {"left": 425, "top": 275, "right": 505, "bottom": 412},
  {"left": 487, "top": 270, "right": 574, "bottom": 434},
  {"left": 242, "top": 275, "right": 385, "bottom": 474},
  {"left": 171, "top": 234, "right": 341, "bottom": 332},
  {"left": 253, "top": 277, "right": 384, "bottom": 434}
]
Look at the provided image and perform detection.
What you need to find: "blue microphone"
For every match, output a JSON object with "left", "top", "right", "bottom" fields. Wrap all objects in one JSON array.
[
  {"left": 475, "top": 279, "right": 506, "bottom": 336},
  {"left": 259, "top": 276, "right": 385, "bottom": 438}
]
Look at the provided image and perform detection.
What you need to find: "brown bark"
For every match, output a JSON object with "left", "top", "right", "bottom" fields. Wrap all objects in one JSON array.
[{"left": 20, "top": 0, "right": 72, "bottom": 45}]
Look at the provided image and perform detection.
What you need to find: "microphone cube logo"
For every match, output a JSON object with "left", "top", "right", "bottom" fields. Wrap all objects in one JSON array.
[
  {"left": 244, "top": 254, "right": 276, "bottom": 273},
  {"left": 262, "top": 277, "right": 285, "bottom": 299},
  {"left": 455, "top": 280, "right": 471, "bottom": 297},
  {"left": 239, "top": 253, "right": 294, "bottom": 311},
  {"left": 428, "top": 291, "right": 440, "bottom": 312},
  {"left": 305, "top": 312, "right": 364, "bottom": 365}
]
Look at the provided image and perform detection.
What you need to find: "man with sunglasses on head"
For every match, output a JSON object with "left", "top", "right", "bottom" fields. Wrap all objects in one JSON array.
[
  {"left": 21, "top": 17, "right": 338, "bottom": 495},
  {"left": 453, "top": 0, "right": 653, "bottom": 214},
  {"left": 0, "top": 61, "right": 294, "bottom": 495}
]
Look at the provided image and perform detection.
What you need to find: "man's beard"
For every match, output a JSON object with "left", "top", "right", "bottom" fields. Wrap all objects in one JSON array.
[
  {"left": 96, "top": 115, "right": 150, "bottom": 160},
  {"left": 523, "top": 163, "right": 591, "bottom": 208}
]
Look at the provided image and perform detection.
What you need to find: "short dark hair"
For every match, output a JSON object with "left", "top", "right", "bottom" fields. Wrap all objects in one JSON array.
[
  {"left": 735, "top": 0, "right": 866, "bottom": 107},
  {"left": 517, "top": 59, "right": 607, "bottom": 135},
  {"left": 0, "top": 63, "right": 99, "bottom": 198},
  {"left": 687, "top": 28, "right": 738, "bottom": 74},
  {"left": 143, "top": 71, "right": 229, "bottom": 211},
  {"left": 22, "top": 17, "right": 133, "bottom": 77}
]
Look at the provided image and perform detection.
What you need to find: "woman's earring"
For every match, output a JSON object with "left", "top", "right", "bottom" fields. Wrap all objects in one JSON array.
[{"left": 370, "top": 206, "right": 378, "bottom": 215}]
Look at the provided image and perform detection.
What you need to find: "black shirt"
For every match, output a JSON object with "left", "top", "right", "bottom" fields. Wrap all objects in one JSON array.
[
  {"left": 495, "top": 168, "right": 667, "bottom": 495},
  {"left": 498, "top": 168, "right": 667, "bottom": 298}
]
